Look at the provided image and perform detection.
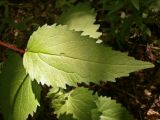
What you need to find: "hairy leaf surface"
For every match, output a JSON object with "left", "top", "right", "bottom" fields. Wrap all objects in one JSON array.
[
  {"left": 57, "top": 3, "right": 101, "bottom": 38},
  {"left": 95, "top": 97, "right": 134, "bottom": 120},
  {"left": 49, "top": 87, "right": 97, "bottom": 120},
  {"left": 0, "top": 53, "right": 40, "bottom": 120},
  {"left": 23, "top": 24, "right": 154, "bottom": 88}
]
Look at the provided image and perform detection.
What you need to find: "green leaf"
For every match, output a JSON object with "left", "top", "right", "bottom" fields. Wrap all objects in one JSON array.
[
  {"left": 131, "top": 0, "right": 140, "bottom": 10},
  {"left": 49, "top": 87, "right": 134, "bottom": 120},
  {"left": 91, "top": 109, "right": 101, "bottom": 120},
  {"left": 23, "top": 24, "right": 154, "bottom": 88},
  {"left": 57, "top": 3, "right": 101, "bottom": 38},
  {"left": 49, "top": 87, "right": 97, "bottom": 120},
  {"left": 0, "top": 53, "right": 41, "bottom": 120},
  {"left": 95, "top": 97, "right": 134, "bottom": 120}
]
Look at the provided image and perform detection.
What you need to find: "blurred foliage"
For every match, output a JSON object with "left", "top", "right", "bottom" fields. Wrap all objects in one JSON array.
[
  {"left": 96, "top": 0, "right": 157, "bottom": 49},
  {"left": 1, "top": 0, "right": 160, "bottom": 49},
  {"left": 0, "top": 0, "right": 30, "bottom": 34},
  {"left": 55, "top": 0, "right": 76, "bottom": 10}
]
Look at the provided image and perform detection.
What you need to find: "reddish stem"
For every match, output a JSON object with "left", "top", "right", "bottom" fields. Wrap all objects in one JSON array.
[{"left": 0, "top": 40, "right": 25, "bottom": 54}]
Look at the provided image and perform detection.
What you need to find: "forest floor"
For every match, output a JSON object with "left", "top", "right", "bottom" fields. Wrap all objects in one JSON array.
[{"left": 0, "top": 0, "right": 160, "bottom": 120}]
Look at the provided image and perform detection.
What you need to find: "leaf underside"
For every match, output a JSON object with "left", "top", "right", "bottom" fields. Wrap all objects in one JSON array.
[
  {"left": 57, "top": 3, "right": 101, "bottom": 38},
  {"left": 23, "top": 24, "right": 154, "bottom": 88},
  {"left": 0, "top": 53, "right": 40, "bottom": 120},
  {"left": 48, "top": 87, "right": 134, "bottom": 120}
]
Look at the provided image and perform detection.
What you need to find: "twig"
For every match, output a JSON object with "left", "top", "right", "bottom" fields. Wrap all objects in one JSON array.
[{"left": 0, "top": 40, "right": 25, "bottom": 54}]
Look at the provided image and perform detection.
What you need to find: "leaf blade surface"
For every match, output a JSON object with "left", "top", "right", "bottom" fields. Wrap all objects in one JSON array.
[
  {"left": 49, "top": 87, "right": 97, "bottom": 120},
  {"left": 0, "top": 53, "right": 40, "bottom": 120},
  {"left": 23, "top": 24, "right": 154, "bottom": 88},
  {"left": 95, "top": 97, "right": 134, "bottom": 120}
]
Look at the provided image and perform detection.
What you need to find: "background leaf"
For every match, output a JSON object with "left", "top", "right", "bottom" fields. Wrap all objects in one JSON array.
[
  {"left": 0, "top": 53, "right": 41, "bottom": 120},
  {"left": 23, "top": 24, "right": 154, "bottom": 88},
  {"left": 57, "top": 3, "right": 101, "bottom": 38},
  {"left": 95, "top": 97, "right": 134, "bottom": 120}
]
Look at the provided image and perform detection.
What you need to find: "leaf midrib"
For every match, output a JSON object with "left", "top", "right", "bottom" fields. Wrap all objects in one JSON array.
[{"left": 27, "top": 51, "right": 148, "bottom": 67}]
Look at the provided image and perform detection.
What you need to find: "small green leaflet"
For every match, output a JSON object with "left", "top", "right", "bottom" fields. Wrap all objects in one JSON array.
[
  {"left": 48, "top": 87, "right": 134, "bottom": 120},
  {"left": 48, "top": 87, "right": 97, "bottom": 120},
  {"left": 0, "top": 53, "right": 41, "bottom": 120},
  {"left": 57, "top": 3, "right": 101, "bottom": 38},
  {"left": 23, "top": 24, "right": 154, "bottom": 88},
  {"left": 95, "top": 97, "right": 134, "bottom": 120}
]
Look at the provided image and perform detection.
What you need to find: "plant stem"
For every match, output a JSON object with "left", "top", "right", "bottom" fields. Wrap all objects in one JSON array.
[{"left": 0, "top": 40, "right": 25, "bottom": 54}]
